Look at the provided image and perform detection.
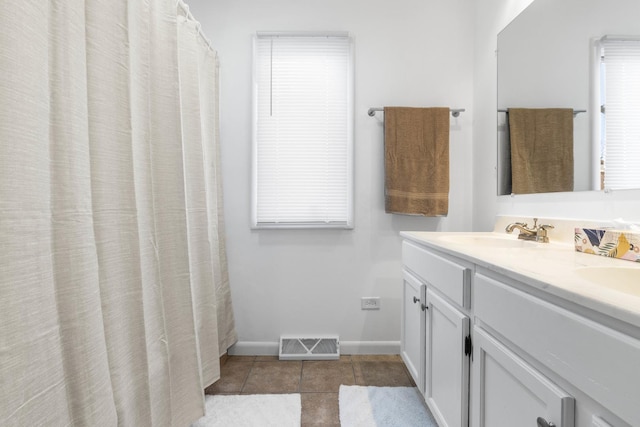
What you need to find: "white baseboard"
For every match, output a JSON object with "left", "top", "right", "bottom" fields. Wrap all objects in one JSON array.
[
  {"left": 341, "top": 341, "right": 400, "bottom": 355},
  {"left": 228, "top": 341, "right": 279, "bottom": 356},
  {"left": 228, "top": 340, "right": 400, "bottom": 356}
]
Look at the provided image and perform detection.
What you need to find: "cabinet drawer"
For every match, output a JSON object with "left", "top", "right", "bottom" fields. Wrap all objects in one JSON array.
[
  {"left": 402, "top": 241, "right": 470, "bottom": 308},
  {"left": 475, "top": 273, "right": 640, "bottom": 427}
]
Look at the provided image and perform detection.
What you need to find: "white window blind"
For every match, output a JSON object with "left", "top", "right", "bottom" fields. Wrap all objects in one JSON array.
[
  {"left": 602, "top": 38, "right": 640, "bottom": 190},
  {"left": 252, "top": 33, "right": 353, "bottom": 229}
]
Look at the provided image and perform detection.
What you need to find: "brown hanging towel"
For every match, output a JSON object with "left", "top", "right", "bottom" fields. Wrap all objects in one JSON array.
[
  {"left": 384, "top": 107, "right": 450, "bottom": 216},
  {"left": 508, "top": 108, "right": 574, "bottom": 194}
]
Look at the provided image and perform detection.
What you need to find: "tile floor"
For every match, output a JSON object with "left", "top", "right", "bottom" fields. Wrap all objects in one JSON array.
[{"left": 204, "top": 354, "right": 417, "bottom": 426}]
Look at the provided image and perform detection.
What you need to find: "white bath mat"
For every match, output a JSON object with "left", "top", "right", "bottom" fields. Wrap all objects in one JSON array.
[
  {"left": 191, "top": 393, "right": 301, "bottom": 427},
  {"left": 339, "top": 385, "right": 437, "bottom": 427}
]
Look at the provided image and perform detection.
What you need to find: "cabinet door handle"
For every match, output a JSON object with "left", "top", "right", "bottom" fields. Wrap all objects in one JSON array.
[
  {"left": 536, "top": 417, "right": 556, "bottom": 427},
  {"left": 413, "top": 297, "right": 420, "bottom": 304},
  {"left": 421, "top": 303, "right": 428, "bottom": 311}
]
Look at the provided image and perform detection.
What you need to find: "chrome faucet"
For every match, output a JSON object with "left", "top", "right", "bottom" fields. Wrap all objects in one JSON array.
[{"left": 505, "top": 218, "right": 554, "bottom": 243}]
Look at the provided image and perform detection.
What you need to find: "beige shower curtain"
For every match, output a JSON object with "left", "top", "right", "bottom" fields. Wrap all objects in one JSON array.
[{"left": 0, "top": 1, "right": 236, "bottom": 425}]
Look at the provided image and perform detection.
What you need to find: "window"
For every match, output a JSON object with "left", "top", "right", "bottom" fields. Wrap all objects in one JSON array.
[
  {"left": 599, "top": 37, "right": 640, "bottom": 190},
  {"left": 252, "top": 33, "right": 353, "bottom": 229}
]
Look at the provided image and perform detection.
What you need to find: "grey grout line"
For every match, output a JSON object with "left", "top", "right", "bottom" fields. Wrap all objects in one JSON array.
[
  {"left": 350, "top": 359, "right": 357, "bottom": 387},
  {"left": 298, "top": 360, "right": 304, "bottom": 393},
  {"left": 238, "top": 359, "right": 254, "bottom": 393}
]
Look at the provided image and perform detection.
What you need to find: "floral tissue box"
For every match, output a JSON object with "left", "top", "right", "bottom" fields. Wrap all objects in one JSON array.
[{"left": 575, "top": 228, "right": 640, "bottom": 262}]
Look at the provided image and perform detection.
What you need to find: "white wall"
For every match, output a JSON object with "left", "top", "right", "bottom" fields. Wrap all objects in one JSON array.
[
  {"left": 473, "top": 0, "right": 640, "bottom": 231},
  {"left": 187, "top": 0, "right": 475, "bottom": 353}
]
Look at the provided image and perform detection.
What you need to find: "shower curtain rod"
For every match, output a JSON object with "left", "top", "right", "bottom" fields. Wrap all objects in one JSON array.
[
  {"left": 177, "top": 0, "right": 216, "bottom": 54},
  {"left": 367, "top": 107, "right": 465, "bottom": 118},
  {"left": 498, "top": 108, "right": 586, "bottom": 116}
]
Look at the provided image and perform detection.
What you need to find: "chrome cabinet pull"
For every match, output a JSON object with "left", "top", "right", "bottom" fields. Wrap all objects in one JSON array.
[
  {"left": 411, "top": 296, "right": 427, "bottom": 310},
  {"left": 536, "top": 417, "right": 556, "bottom": 427}
]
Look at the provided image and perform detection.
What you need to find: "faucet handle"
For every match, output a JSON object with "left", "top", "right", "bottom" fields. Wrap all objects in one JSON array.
[{"left": 536, "top": 223, "right": 554, "bottom": 243}]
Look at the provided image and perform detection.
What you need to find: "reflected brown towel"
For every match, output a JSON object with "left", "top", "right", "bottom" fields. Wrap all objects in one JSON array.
[
  {"left": 509, "top": 108, "right": 574, "bottom": 194},
  {"left": 384, "top": 107, "right": 450, "bottom": 216}
]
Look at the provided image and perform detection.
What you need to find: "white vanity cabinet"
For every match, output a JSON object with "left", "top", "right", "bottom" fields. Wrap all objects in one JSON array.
[
  {"left": 402, "top": 240, "right": 472, "bottom": 427},
  {"left": 472, "top": 273, "right": 575, "bottom": 427},
  {"left": 473, "top": 270, "right": 640, "bottom": 427},
  {"left": 400, "top": 232, "right": 640, "bottom": 427}
]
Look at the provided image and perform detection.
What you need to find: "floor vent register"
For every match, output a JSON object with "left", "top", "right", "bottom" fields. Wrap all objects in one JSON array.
[{"left": 279, "top": 335, "right": 340, "bottom": 360}]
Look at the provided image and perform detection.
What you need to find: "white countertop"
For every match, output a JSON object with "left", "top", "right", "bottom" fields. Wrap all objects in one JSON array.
[{"left": 400, "top": 231, "right": 640, "bottom": 330}]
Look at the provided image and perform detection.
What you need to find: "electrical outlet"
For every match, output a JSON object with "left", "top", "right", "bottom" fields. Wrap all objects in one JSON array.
[{"left": 361, "top": 297, "right": 381, "bottom": 310}]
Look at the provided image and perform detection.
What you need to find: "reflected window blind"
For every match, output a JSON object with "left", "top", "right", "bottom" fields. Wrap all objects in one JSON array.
[
  {"left": 252, "top": 33, "right": 353, "bottom": 228},
  {"left": 602, "top": 38, "right": 640, "bottom": 190}
]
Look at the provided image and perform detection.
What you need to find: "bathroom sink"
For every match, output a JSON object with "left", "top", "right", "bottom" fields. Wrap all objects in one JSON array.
[
  {"left": 437, "top": 233, "right": 539, "bottom": 248},
  {"left": 574, "top": 266, "right": 640, "bottom": 297}
]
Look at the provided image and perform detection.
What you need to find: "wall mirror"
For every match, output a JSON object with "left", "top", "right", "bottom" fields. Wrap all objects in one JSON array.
[{"left": 497, "top": 0, "right": 640, "bottom": 196}]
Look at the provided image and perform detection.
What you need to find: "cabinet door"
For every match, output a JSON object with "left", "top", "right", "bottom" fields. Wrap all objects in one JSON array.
[
  {"left": 401, "top": 270, "right": 426, "bottom": 392},
  {"left": 424, "top": 289, "right": 470, "bottom": 427},
  {"left": 471, "top": 326, "right": 575, "bottom": 427}
]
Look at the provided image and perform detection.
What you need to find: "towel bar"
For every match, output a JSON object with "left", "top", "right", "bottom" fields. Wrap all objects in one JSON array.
[
  {"left": 367, "top": 107, "right": 465, "bottom": 118},
  {"left": 498, "top": 109, "right": 586, "bottom": 117}
]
